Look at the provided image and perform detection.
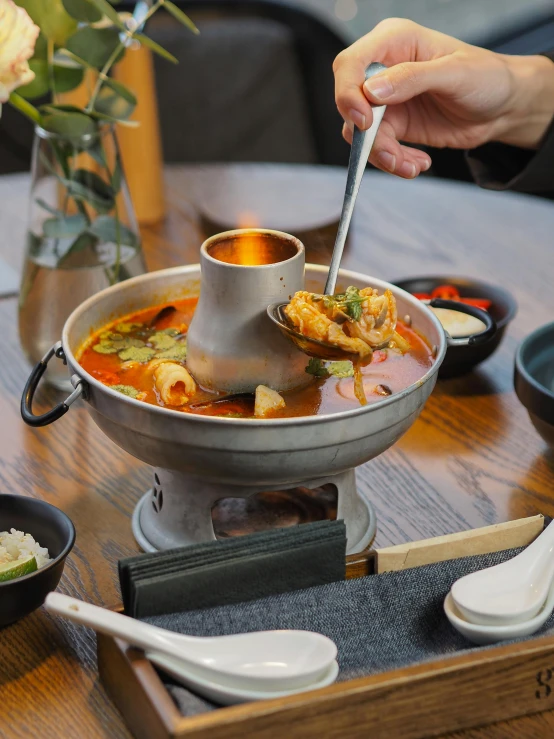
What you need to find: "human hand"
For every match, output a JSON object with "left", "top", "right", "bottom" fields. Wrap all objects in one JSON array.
[{"left": 333, "top": 19, "right": 554, "bottom": 178}]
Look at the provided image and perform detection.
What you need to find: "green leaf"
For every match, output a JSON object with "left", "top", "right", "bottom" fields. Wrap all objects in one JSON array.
[
  {"left": 87, "top": 0, "right": 125, "bottom": 28},
  {"left": 149, "top": 332, "right": 176, "bottom": 350},
  {"left": 162, "top": 1, "right": 199, "bottom": 34},
  {"left": 86, "top": 140, "right": 107, "bottom": 168},
  {"left": 305, "top": 358, "right": 329, "bottom": 378},
  {"left": 111, "top": 156, "right": 122, "bottom": 192},
  {"left": 59, "top": 231, "right": 99, "bottom": 263},
  {"left": 54, "top": 62, "right": 85, "bottom": 94},
  {"left": 41, "top": 110, "right": 97, "bottom": 138},
  {"left": 17, "top": 59, "right": 49, "bottom": 100},
  {"left": 102, "top": 77, "right": 136, "bottom": 105},
  {"left": 88, "top": 215, "right": 137, "bottom": 246},
  {"left": 88, "top": 110, "right": 139, "bottom": 127},
  {"left": 62, "top": 0, "right": 102, "bottom": 22},
  {"left": 155, "top": 342, "right": 187, "bottom": 361},
  {"left": 35, "top": 198, "right": 62, "bottom": 216},
  {"left": 33, "top": 32, "right": 48, "bottom": 61},
  {"left": 115, "top": 322, "right": 143, "bottom": 333},
  {"left": 43, "top": 214, "right": 88, "bottom": 238},
  {"left": 134, "top": 33, "right": 178, "bottom": 64},
  {"left": 69, "top": 169, "right": 115, "bottom": 213},
  {"left": 110, "top": 384, "right": 141, "bottom": 398},
  {"left": 327, "top": 361, "right": 354, "bottom": 378},
  {"left": 16, "top": 0, "right": 78, "bottom": 45},
  {"left": 66, "top": 26, "right": 123, "bottom": 68},
  {"left": 93, "top": 83, "right": 135, "bottom": 120},
  {"left": 118, "top": 346, "right": 156, "bottom": 363}
]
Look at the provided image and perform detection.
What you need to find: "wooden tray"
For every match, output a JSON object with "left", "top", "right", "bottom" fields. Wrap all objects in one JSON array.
[{"left": 98, "top": 515, "right": 554, "bottom": 739}]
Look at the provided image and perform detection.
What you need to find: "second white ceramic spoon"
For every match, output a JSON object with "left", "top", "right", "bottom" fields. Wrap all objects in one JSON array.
[
  {"left": 451, "top": 521, "right": 554, "bottom": 626},
  {"left": 45, "top": 593, "right": 337, "bottom": 692},
  {"left": 444, "top": 580, "right": 554, "bottom": 645}
]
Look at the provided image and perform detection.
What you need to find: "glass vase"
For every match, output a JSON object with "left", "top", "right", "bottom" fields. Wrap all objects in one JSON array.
[{"left": 18, "top": 124, "right": 146, "bottom": 390}]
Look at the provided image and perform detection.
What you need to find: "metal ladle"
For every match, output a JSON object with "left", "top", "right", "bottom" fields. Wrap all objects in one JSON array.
[{"left": 267, "top": 62, "right": 388, "bottom": 360}]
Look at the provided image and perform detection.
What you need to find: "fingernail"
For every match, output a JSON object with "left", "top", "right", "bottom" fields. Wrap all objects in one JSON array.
[
  {"left": 348, "top": 108, "right": 366, "bottom": 129},
  {"left": 398, "top": 161, "right": 417, "bottom": 178},
  {"left": 421, "top": 158, "right": 432, "bottom": 172},
  {"left": 364, "top": 77, "right": 393, "bottom": 100},
  {"left": 377, "top": 151, "right": 396, "bottom": 172}
]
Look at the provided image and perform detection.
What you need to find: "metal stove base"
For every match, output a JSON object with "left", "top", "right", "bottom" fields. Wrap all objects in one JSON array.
[{"left": 131, "top": 467, "right": 377, "bottom": 555}]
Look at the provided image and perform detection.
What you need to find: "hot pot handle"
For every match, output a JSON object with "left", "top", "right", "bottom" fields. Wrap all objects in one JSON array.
[
  {"left": 21, "top": 342, "right": 86, "bottom": 427},
  {"left": 428, "top": 298, "right": 497, "bottom": 346}
]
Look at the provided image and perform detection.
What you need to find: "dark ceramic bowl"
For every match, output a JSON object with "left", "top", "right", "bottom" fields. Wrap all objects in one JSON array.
[
  {"left": 393, "top": 276, "right": 517, "bottom": 378},
  {"left": 0, "top": 495, "right": 75, "bottom": 628},
  {"left": 515, "top": 322, "right": 554, "bottom": 448}
]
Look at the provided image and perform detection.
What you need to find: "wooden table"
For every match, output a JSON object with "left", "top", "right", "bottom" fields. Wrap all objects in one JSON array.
[{"left": 1, "top": 163, "right": 554, "bottom": 739}]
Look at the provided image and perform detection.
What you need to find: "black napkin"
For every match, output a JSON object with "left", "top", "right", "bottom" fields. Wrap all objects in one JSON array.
[{"left": 119, "top": 520, "right": 347, "bottom": 618}]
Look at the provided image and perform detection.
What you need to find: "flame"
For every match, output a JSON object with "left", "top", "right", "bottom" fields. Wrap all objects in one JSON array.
[
  {"left": 235, "top": 231, "right": 266, "bottom": 265},
  {"left": 236, "top": 210, "right": 259, "bottom": 229}
]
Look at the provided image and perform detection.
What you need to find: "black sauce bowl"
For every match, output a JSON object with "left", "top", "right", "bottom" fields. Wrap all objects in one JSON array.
[
  {"left": 0, "top": 495, "right": 75, "bottom": 628},
  {"left": 515, "top": 322, "right": 554, "bottom": 448},
  {"left": 393, "top": 276, "right": 517, "bottom": 378}
]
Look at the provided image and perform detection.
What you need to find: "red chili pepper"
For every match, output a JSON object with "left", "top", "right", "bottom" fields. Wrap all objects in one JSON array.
[
  {"left": 431, "top": 284, "right": 460, "bottom": 300},
  {"left": 459, "top": 297, "right": 492, "bottom": 311},
  {"left": 412, "top": 292, "right": 431, "bottom": 300}
]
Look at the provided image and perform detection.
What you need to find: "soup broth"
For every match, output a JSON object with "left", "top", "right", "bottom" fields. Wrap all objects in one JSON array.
[{"left": 77, "top": 298, "right": 434, "bottom": 418}]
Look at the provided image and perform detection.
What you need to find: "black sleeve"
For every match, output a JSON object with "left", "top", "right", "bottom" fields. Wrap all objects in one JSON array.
[{"left": 465, "top": 51, "right": 554, "bottom": 198}]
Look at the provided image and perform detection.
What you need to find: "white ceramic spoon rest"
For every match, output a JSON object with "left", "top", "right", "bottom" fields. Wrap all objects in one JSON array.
[{"left": 45, "top": 593, "right": 337, "bottom": 692}]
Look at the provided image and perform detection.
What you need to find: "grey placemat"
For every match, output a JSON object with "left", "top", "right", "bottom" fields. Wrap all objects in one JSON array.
[{"left": 145, "top": 546, "right": 554, "bottom": 717}]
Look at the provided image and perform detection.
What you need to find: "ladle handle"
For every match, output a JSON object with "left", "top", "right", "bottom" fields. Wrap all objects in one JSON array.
[{"left": 324, "top": 63, "right": 388, "bottom": 296}]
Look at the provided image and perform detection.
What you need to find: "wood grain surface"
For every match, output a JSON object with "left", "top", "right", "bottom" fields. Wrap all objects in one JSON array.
[{"left": 1, "top": 163, "right": 554, "bottom": 738}]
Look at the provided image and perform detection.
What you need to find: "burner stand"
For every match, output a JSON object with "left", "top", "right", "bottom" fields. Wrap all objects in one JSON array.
[{"left": 132, "top": 467, "right": 376, "bottom": 555}]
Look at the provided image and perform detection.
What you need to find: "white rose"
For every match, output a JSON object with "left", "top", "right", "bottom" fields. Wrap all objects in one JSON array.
[{"left": 0, "top": 0, "right": 40, "bottom": 103}]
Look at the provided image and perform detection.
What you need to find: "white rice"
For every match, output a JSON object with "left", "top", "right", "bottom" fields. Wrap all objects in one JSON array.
[{"left": 0, "top": 529, "right": 51, "bottom": 569}]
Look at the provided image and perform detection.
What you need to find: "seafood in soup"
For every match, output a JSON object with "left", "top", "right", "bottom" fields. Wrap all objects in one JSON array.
[
  {"left": 284, "top": 286, "right": 411, "bottom": 403},
  {"left": 77, "top": 294, "right": 434, "bottom": 419}
]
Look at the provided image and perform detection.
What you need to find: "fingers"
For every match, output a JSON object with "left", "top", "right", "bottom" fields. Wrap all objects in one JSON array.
[
  {"left": 334, "top": 18, "right": 464, "bottom": 130},
  {"left": 363, "top": 57, "right": 460, "bottom": 105},
  {"left": 334, "top": 53, "right": 374, "bottom": 131},
  {"left": 342, "top": 122, "right": 432, "bottom": 178}
]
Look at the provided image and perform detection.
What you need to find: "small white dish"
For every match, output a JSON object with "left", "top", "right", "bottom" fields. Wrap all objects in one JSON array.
[
  {"left": 451, "top": 520, "right": 554, "bottom": 626},
  {"left": 444, "top": 589, "right": 554, "bottom": 645},
  {"left": 147, "top": 652, "right": 340, "bottom": 705}
]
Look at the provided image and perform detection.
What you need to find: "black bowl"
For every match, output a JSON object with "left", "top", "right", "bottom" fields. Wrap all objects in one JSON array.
[
  {"left": 393, "top": 275, "right": 517, "bottom": 378},
  {"left": 515, "top": 321, "right": 554, "bottom": 448},
  {"left": 0, "top": 495, "right": 75, "bottom": 628}
]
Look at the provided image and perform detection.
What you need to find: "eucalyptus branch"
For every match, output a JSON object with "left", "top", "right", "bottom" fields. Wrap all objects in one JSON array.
[
  {"left": 8, "top": 93, "right": 41, "bottom": 125},
  {"left": 86, "top": 42, "right": 125, "bottom": 113},
  {"left": 47, "top": 39, "right": 57, "bottom": 102},
  {"left": 86, "top": 0, "right": 163, "bottom": 114}
]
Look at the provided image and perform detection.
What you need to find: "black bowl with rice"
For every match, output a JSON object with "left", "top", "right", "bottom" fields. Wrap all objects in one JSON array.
[{"left": 0, "top": 495, "right": 75, "bottom": 628}]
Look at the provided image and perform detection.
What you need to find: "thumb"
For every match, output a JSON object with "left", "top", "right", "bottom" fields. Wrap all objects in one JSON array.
[{"left": 363, "top": 58, "right": 457, "bottom": 104}]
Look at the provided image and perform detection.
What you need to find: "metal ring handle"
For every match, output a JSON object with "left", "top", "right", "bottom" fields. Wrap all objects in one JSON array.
[
  {"left": 428, "top": 298, "right": 497, "bottom": 346},
  {"left": 21, "top": 342, "right": 85, "bottom": 427}
]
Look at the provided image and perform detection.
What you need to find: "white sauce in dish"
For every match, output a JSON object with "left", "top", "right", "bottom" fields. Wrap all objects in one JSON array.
[{"left": 431, "top": 307, "right": 486, "bottom": 338}]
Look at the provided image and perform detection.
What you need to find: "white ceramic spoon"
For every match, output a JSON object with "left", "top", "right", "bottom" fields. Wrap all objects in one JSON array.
[
  {"left": 451, "top": 521, "right": 554, "bottom": 626},
  {"left": 45, "top": 593, "right": 337, "bottom": 692},
  {"left": 147, "top": 652, "right": 340, "bottom": 705},
  {"left": 444, "top": 580, "right": 554, "bottom": 645}
]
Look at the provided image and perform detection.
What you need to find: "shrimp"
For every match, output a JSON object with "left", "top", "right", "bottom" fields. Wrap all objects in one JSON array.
[
  {"left": 345, "top": 288, "right": 397, "bottom": 347},
  {"left": 152, "top": 360, "right": 197, "bottom": 406},
  {"left": 285, "top": 292, "right": 372, "bottom": 358}
]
